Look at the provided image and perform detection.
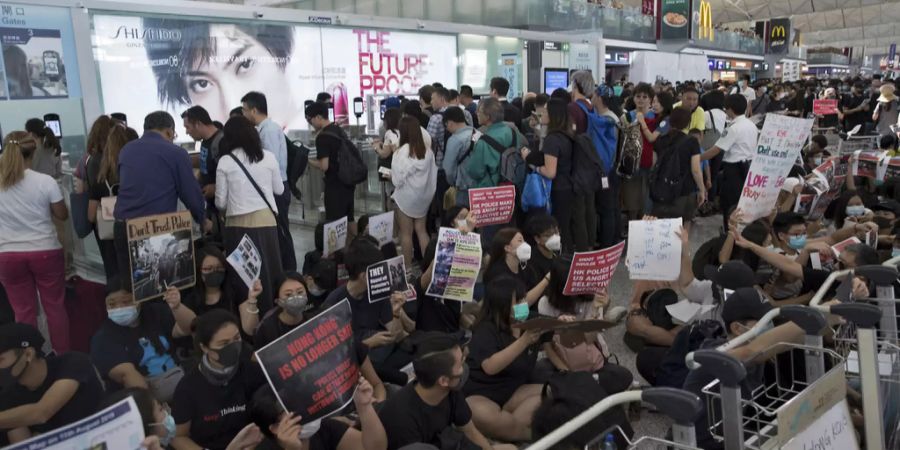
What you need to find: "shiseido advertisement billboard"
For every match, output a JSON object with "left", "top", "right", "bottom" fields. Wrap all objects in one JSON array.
[{"left": 91, "top": 15, "right": 457, "bottom": 140}]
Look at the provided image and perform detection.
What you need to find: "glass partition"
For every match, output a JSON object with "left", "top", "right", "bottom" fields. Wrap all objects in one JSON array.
[
  {"left": 691, "top": 29, "right": 765, "bottom": 55},
  {"left": 457, "top": 34, "right": 524, "bottom": 96}
]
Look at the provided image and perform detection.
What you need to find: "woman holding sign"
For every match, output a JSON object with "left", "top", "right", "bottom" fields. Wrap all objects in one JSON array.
[
  {"left": 484, "top": 229, "right": 552, "bottom": 307},
  {"left": 390, "top": 116, "right": 437, "bottom": 272}
]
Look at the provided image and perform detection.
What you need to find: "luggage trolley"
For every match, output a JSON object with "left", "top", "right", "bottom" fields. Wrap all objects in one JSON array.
[
  {"left": 811, "top": 127, "right": 841, "bottom": 149},
  {"left": 526, "top": 388, "right": 703, "bottom": 450},
  {"left": 685, "top": 304, "right": 881, "bottom": 450},
  {"left": 810, "top": 263, "right": 900, "bottom": 449}
]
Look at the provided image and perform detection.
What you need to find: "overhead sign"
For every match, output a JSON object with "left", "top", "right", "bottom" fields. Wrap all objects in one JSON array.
[
  {"left": 768, "top": 18, "right": 791, "bottom": 54},
  {"left": 659, "top": 0, "right": 690, "bottom": 40},
  {"left": 692, "top": 0, "right": 714, "bottom": 42}
]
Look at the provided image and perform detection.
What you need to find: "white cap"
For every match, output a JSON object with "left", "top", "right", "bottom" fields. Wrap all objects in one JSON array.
[{"left": 781, "top": 177, "right": 801, "bottom": 193}]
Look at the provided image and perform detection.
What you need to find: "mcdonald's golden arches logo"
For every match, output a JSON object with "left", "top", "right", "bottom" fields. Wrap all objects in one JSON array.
[
  {"left": 698, "top": 0, "right": 714, "bottom": 41},
  {"left": 771, "top": 26, "right": 786, "bottom": 39}
]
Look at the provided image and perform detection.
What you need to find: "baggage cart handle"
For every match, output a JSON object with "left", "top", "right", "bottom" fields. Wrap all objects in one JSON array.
[
  {"left": 809, "top": 269, "right": 852, "bottom": 306},
  {"left": 643, "top": 387, "right": 704, "bottom": 425},
  {"left": 692, "top": 350, "right": 746, "bottom": 387},
  {"left": 779, "top": 305, "right": 828, "bottom": 335},
  {"left": 824, "top": 303, "right": 882, "bottom": 327}
]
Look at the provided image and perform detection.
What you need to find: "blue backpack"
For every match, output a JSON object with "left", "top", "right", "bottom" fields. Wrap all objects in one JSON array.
[{"left": 575, "top": 102, "right": 618, "bottom": 173}]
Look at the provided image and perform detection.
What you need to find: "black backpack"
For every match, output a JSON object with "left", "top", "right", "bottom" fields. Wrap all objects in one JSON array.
[
  {"left": 285, "top": 136, "right": 310, "bottom": 200},
  {"left": 654, "top": 320, "right": 726, "bottom": 389},
  {"left": 538, "top": 372, "right": 633, "bottom": 448},
  {"left": 321, "top": 130, "right": 367, "bottom": 187},
  {"left": 569, "top": 133, "right": 606, "bottom": 195},
  {"left": 649, "top": 134, "right": 687, "bottom": 204}
]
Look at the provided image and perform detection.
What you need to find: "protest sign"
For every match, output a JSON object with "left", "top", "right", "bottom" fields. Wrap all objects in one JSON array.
[
  {"left": 7, "top": 397, "right": 144, "bottom": 450},
  {"left": 812, "top": 99, "right": 838, "bottom": 115},
  {"left": 884, "top": 156, "right": 900, "bottom": 180},
  {"left": 736, "top": 114, "right": 814, "bottom": 222},
  {"left": 226, "top": 234, "right": 261, "bottom": 289},
  {"left": 368, "top": 211, "right": 394, "bottom": 247},
  {"left": 426, "top": 227, "right": 482, "bottom": 302},
  {"left": 255, "top": 299, "right": 359, "bottom": 424},
  {"left": 562, "top": 241, "right": 626, "bottom": 295},
  {"left": 127, "top": 211, "right": 195, "bottom": 302},
  {"left": 625, "top": 218, "right": 682, "bottom": 281},
  {"left": 324, "top": 216, "right": 348, "bottom": 257},
  {"left": 831, "top": 237, "right": 861, "bottom": 257},
  {"left": 782, "top": 400, "right": 859, "bottom": 450},
  {"left": 808, "top": 175, "right": 845, "bottom": 221},
  {"left": 851, "top": 150, "right": 885, "bottom": 179},
  {"left": 366, "top": 255, "right": 411, "bottom": 303},
  {"left": 468, "top": 185, "right": 516, "bottom": 226}
]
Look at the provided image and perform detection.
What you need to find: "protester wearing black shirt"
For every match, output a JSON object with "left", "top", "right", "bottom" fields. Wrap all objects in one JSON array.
[
  {"left": 379, "top": 333, "right": 506, "bottom": 450},
  {"left": 0, "top": 323, "right": 104, "bottom": 443},
  {"left": 250, "top": 377, "right": 386, "bottom": 450},
  {"left": 171, "top": 310, "right": 266, "bottom": 450},
  {"left": 522, "top": 214, "right": 561, "bottom": 290},
  {"left": 464, "top": 277, "right": 543, "bottom": 442},
  {"left": 91, "top": 289, "right": 195, "bottom": 402},
  {"left": 482, "top": 228, "right": 551, "bottom": 307},
  {"left": 415, "top": 237, "right": 463, "bottom": 333},
  {"left": 307, "top": 102, "right": 356, "bottom": 225},
  {"left": 840, "top": 83, "right": 869, "bottom": 133},
  {"left": 489, "top": 77, "right": 523, "bottom": 131},
  {"left": 651, "top": 108, "right": 705, "bottom": 224}
]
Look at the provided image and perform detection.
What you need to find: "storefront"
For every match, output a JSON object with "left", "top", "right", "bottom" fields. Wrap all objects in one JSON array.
[
  {"left": 605, "top": 51, "right": 630, "bottom": 82},
  {"left": 707, "top": 58, "right": 754, "bottom": 81}
]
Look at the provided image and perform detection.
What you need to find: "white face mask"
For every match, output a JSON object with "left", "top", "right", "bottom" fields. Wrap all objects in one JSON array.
[
  {"left": 545, "top": 234, "right": 562, "bottom": 252},
  {"left": 515, "top": 242, "right": 532, "bottom": 263},
  {"left": 456, "top": 219, "right": 468, "bottom": 230}
]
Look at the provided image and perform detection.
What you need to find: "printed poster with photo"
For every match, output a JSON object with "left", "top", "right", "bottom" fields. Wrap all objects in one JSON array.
[
  {"left": 126, "top": 211, "right": 195, "bottom": 302},
  {"left": 851, "top": 150, "right": 885, "bottom": 179},
  {"left": 7, "top": 397, "right": 144, "bottom": 450},
  {"left": 426, "top": 227, "right": 482, "bottom": 302},
  {"left": 255, "top": 299, "right": 359, "bottom": 425},
  {"left": 562, "top": 241, "right": 626, "bottom": 296},
  {"left": 366, "top": 255, "right": 413, "bottom": 303},
  {"left": 323, "top": 216, "right": 348, "bottom": 257},
  {"left": 226, "top": 234, "right": 262, "bottom": 289},
  {"left": 367, "top": 211, "right": 394, "bottom": 248}
]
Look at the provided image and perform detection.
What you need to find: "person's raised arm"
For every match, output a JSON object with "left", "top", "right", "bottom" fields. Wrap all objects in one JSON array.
[
  {"left": 390, "top": 292, "right": 415, "bottom": 333},
  {"left": 677, "top": 226, "right": 696, "bottom": 289},
  {"left": 238, "top": 280, "right": 262, "bottom": 336},
  {"left": 359, "top": 356, "right": 387, "bottom": 402},
  {"left": 352, "top": 378, "right": 387, "bottom": 450},
  {"left": 718, "top": 208, "right": 743, "bottom": 265},
  {"left": 163, "top": 287, "right": 196, "bottom": 338},
  {"left": 733, "top": 230, "right": 804, "bottom": 278}
]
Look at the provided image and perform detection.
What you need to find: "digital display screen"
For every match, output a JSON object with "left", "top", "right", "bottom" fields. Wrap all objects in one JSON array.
[{"left": 543, "top": 68, "right": 569, "bottom": 95}]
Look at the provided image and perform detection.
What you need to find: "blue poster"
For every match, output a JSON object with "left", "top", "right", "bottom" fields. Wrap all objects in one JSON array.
[
  {"left": 500, "top": 52, "right": 520, "bottom": 100},
  {"left": 0, "top": 2, "right": 80, "bottom": 100}
]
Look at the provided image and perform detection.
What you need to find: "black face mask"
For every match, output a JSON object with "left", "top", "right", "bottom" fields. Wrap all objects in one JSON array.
[
  {"left": 213, "top": 341, "right": 242, "bottom": 369},
  {"left": 202, "top": 271, "right": 226, "bottom": 288},
  {"left": 0, "top": 352, "right": 26, "bottom": 390}
]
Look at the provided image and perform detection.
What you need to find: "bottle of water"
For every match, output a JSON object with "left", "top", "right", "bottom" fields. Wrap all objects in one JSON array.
[{"left": 601, "top": 433, "right": 617, "bottom": 450}]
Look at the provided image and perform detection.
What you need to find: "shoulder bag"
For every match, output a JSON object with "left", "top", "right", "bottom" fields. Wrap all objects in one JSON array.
[
  {"left": 226, "top": 153, "right": 289, "bottom": 240},
  {"left": 96, "top": 180, "right": 117, "bottom": 240}
]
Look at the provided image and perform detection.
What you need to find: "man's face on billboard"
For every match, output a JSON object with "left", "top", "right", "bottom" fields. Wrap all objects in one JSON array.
[{"left": 184, "top": 24, "right": 296, "bottom": 125}]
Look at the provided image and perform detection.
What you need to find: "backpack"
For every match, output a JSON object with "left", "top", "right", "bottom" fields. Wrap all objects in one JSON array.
[
  {"left": 649, "top": 133, "right": 687, "bottom": 204},
  {"left": 654, "top": 319, "right": 726, "bottom": 389},
  {"left": 616, "top": 113, "right": 643, "bottom": 179},
  {"left": 538, "top": 372, "right": 633, "bottom": 448},
  {"left": 285, "top": 136, "right": 310, "bottom": 200},
  {"left": 321, "top": 130, "right": 367, "bottom": 187},
  {"left": 480, "top": 126, "right": 527, "bottom": 186},
  {"left": 575, "top": 102, "right": 618, "bottom": 173},
  {"left": 570, "top": 133, "right": 606, "bottom": 195}
]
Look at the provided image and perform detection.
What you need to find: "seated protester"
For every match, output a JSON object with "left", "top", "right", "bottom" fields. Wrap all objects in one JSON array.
[
  {"left": 0, "top": 323, "right": 104, "bottom": 444},
  {"left": 802, "top": 134, "right": 829, "bottom": 173},
  {"left": 250, "top": 378, "right": 387, "bottom": 450},
  {"left": 254, "top": 272, "right": 387, "bottom": 402},
  {"left": 833, "top": 191, "right": 875, "bottom": 229},
  {"left": 759, "top": 212, "right": 811, "bottom": 302},
  {"left": 91, "top": 289, "right": 195, "bottom": 403},
  {"left": 625, "top": 284, "right": 683, "bottom": 351},
  {"left": 358, "top": 214, "right": 399, "bottom": 259},
  {"left": 304, "top": 258, "right": 338, "bottom": 310},
  {"left": 538, "top": 260, "right": 633, "bottom": 395},
  {"left": 683, "top": 287, "right": 845, "bottom": 449},
  {"left": 322, "top": 238, "right": 415, "bottom": 386},
  {"left": 464, "top": 277, "right": 543, "bottom": 443},
  {"left": 171, "top": 310, "right": 266, "bottom": 450},
  {"left": 186, "top": 245, "right": 261, "bottom": 336},
  {"left": 482, "top": 228, "right": 552, "bottom": 307},
  {"left": 521, "top": 214, "right": 561, "bottom": 290},
  {"left": 378, "top": 333, "right": 512, "bottom": 450},
  {"left": 880, "top": 133, "right": 898, "bottom": 157}
]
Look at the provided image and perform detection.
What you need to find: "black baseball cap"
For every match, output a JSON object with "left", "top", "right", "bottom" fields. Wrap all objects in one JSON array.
[
  {"left": 703, "top": 261, "right": 756, "bottom": 290},
  {"left": 721, "top": 287, "right": 772, "bottom": 328},
  {"left": 871, "top": 200, "right": 900, "bottom": 216},
  {"left": 0, "top": 323, "right": 45, "bottom": 355}
]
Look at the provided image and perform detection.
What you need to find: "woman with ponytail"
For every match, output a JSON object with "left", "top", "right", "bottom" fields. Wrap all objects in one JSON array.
[
  {"left": 0, "top": 131, "right": 71, "bottom": 352},
  {"left": 24, "top": 118, "right": 62, "bottom": 179}
]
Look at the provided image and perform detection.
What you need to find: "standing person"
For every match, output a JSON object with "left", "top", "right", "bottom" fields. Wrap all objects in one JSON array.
[
  {"left": 489, "top": 77, "right": 523, "bottom": 130},
  {"left": 113, "top": 112, "right": 207, "bottom": 292},
  {"left": 737, "top": 74, "right": 756, "bottom": 115},
  {"left": 0, "top": 132, "right": 69, "bottom": 353},
  {"left": 638, "top": 91, "right": 674, "bottom": 144},
  {"left": 591, "top": 93, "right": 623, "bottom": 248},
  {"left": 873, "top": 83, "right": 899, "bottom": 137},
  {"left": 241, "top": 91, "right": 296, "bottom": 271},
  {"left": 427, "top": 87, "right": 451, "bottom": 165},
  {"left": 182, "top": 106, "right": 225, "bottom": 240},
  {"left": 448, "top": 88, "right": 474, "bottom": 126},
  {"left": 74, "top": 115, "right": 114, "bottom": 195},
  {"left": 679, "top": 86, "right": 706, "bottom": 134},
  {"left": 701, "top": 94, "right": 758, "bottom": 232},
  {"left": 622, "top": 83, "right": 657, "bottom": 220},
  {"left": 391, "top": 116, "right": 437, "bottom": 272},
  {"left": 459, "top": 85, "right": 480, "bottom": 129},
  {"left": 88, "top": 126, "right": 135, "bottom": 289},
  {"left": 650, "top": 108, "right": 706, "bottom": 232},
  {"left": 442, "top": 107, "right": 475, "bottom": 207},
  {"left": 568, "top": 70, "right": 595, "bottom": 134},
  {"left": 24, "top": 118, "right": 61, "bottom": 179},
  {"left": 215, "top": 116, "right": 284, "bottom": 314},
  {"left": 307, "top": 102, "right": 358, "bottom": 236},
  {"left": 839, "top": 82, "right": 869, "bottom": 133}
]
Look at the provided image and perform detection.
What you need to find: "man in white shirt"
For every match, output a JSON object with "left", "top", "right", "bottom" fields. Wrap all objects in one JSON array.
[
  {"left": 241, "top": 91, "right": 296, "bottom": 271},
  {"left": 701, "top": 94, "right": 759, "bottom": 231}
]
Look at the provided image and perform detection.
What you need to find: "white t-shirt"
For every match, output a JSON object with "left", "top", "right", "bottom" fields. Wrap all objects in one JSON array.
[
  {"left": 741, "top": 86, "right": 757, "bottom": 103},
  {"left": 715, "top": 115, "right": 759, "bottom": 163},
  {"left": 215, "top": 148, "right": 284, "bottom": 217},
  {"left": 0, "top": 169, "right": 63, "bottom": 252}
]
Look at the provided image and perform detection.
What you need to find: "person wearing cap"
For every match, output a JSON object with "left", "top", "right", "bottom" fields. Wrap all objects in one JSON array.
[
  {"left": 0, "top": 323, "right": 104, "bottom": 442},
  {"left": 378, "top": 333, "right": 513, "bottom": 450},
  {"left": 91, "top": 288, "right": 198, "bottom": 404}
]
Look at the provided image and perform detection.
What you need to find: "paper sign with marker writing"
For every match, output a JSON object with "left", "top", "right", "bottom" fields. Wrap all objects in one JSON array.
[
  {"left": 468, "top": 185, "right": 516, "bottom": 226},
  {"left": 324, "top": 216, "right": 348, "bottom": 257},
  {"left": 625, "top": 218, "right": 682, "bottom": 281},
  {"left": 782, "top": 400, "right": 858, "bottom": 450},
  {"left": 736, "top": 114, "right": 813, "bottom": 222},
  {"left": 777, "top": 366, "right": 846, "bottom": 443},
  {"left": 562, "top": 241, "right": 626, "bottom": 295},
  {"left": 368, "top": 211, "right": 394, "bottom": 247}
]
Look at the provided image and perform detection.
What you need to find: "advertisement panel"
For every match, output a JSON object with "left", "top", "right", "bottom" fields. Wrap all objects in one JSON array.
[
  {"left": 691, "top": 0, "right": 714, "bottom": 43},
  {"left": 768, "top": 18, "right": 791, "bottom": 54},
  {"left": 659, "top": 0, "right": 690, "bottom": 40},
  {"left": 91, "top": 15, "right": 457, "bottom": 141}
]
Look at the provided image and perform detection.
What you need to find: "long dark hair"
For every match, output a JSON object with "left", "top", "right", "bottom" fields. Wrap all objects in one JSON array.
[
  {"left": 383, "top": 108, "right": 402, "bottom": 132},
  {"left": 487, "top": 228, "right": 521, "bottom": 272},
  {"left": 194, "top": 245, "right": 229, "bottom": 294},
  {"left": 24, "top": 119, "right": 61, "bottom": 156},
  {"left": 654, "top": 91, "right": 675, "bottom": 120},
  {"left": 399, "top": 116, "right": 426, "bottom": 160},
  {"left": 547, "top": 259, "right": 591, "bottom": 314},
  {"left": 223, "top": 116, "right": 263, "bottom": 163},
  {"left": 476, "top": 276, "right": 525, "bottom": 332},
  {"left": 546, "top": 98, "right": 572, "bottom": 136}
]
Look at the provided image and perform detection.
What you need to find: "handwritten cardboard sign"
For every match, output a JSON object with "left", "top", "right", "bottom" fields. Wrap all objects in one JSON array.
[
  {"left": 625, "top": 218, "right": 682, "bottom": 281},
  {"left": 324, "top": 216, "right": 348, "bottom": 257},
  {"left": 126, "top": 211, "right": 195, "bottom": 302},
  {"left": 812, "top": 99, "right": 838, "bottom": 115},
  {"left": 255, "top": 299, "right": 359, "bottom": 425},
  {"left": 777, "top": 366, "right": 846, "bottom": 444},
  {"left": 737, "top": 114, "right": 814, "bottom": 222},
  {"left": 562, "top": 241, "right": 626, "bottom": 295},
  {"left": 368, "top": 211, "right": 394, "bottom": 247},
  {"left": 782, "top": 400, "right": 858, "bottom": 450},
  {"left": 468, "top": 185, "right": 516, "bottom": 226}
]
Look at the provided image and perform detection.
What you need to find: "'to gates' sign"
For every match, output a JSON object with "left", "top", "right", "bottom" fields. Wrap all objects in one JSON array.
[{"left": 468, "top": 185, "right": 516, "bottom": 226}]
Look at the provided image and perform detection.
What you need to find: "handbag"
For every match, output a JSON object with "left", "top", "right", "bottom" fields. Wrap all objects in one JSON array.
[
  {"left": 96, "top": 181, "right": 117, "bottom": 240},
  {"left": 226, "top": 154, "right": 289, "bottom": 240},
  {"left": 521, "top": 171, "right": 552, "bottom": 212}
]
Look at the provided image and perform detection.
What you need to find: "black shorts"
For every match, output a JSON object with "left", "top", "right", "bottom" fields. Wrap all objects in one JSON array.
[{"left": 324, "top": 184, "right": 355, "bottom": 222}]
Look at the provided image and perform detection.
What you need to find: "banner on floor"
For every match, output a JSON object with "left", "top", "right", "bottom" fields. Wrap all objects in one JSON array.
[
  {"left": 425, "top": 227, "right": 482, "bottom": 302},
  {"left": 736, "top": 114, "right": 813, "bottom": 222},
  {"left": 226, "top": 234, "right": 261, "bottom": 290},
  {"left": 468, "top": 185, "right": 516, "bottom": 227},
  {"left": 562, "top": 241, "right": 626, "bottom": 295},
  {"left": 7, "top": 397, "right": 144, "bottom": 450},
  {"left": 366, "top": 255, "right": 414, "bottom": 303},
  {"left": 255, "top": 299, "right": 359, "bottom": 425},
  {"left": 812, "top": 99, "right": 838, "bottom": 115},
  {"left": 126, "top": 211, "right": 195, "bottom": 302},
  {"left": 323, "top": 216, "right": 348, "bottom": 257},
  {"left": 368, "top": 211, "right": 394, "bottom": 247},
  {"left": 625, "top": 218, "right": 682, "bottom": 281}
]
